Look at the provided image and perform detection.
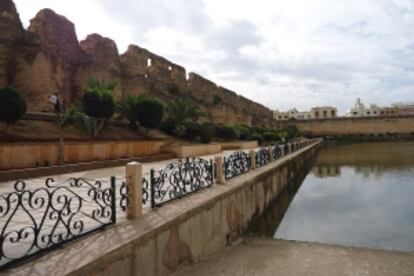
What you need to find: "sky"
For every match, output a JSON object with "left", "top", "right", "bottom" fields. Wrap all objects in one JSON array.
[{"left": 14, "top": 0, "right": 414, "bottom": 115}]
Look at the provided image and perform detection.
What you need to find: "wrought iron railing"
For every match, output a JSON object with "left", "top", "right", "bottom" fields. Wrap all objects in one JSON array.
[
  {"left": 0, "top": 178, "right": 116, "bottom": 270},
  {"left": 255, "top": 147, "right": 271, "bottom": 168},
  {"left": 117, "top": 177, "right": 150, "bottom": 212},
  {"left": 273, "top": 144, "right": 282, "bottom": 160},
  {"left": 0, "top": 139, "right": 316, "bottom": 270},
  {"left": 150, "top": 157, "right": 214, "bottom": 207},
  {"left": 283, "top": 143, "right": 289, "bottom": 155},
  {"left": 223, "top": 151, "right": 251, "bottom": 180}
]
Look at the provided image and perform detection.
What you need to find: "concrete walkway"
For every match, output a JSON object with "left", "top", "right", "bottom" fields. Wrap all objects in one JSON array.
[{"left": 175, "top": 237, "right": 414, "bottom": 276}]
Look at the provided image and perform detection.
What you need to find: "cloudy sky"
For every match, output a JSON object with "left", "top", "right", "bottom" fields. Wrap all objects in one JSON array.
[{"left": 14, "top": 0, "right": 414, "bottom": 114}]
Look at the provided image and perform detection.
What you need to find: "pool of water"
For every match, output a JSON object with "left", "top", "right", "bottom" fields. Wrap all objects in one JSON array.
[{"left": 250, "top": 141, "right": 414, "bottom": 252}]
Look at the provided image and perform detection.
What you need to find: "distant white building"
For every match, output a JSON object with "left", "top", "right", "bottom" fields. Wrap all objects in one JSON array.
[
  {"left": 273, "top": 108, "right": 312, "bottom": 121},
  {"left": 274, "top": 106, "right": 337, "bottom": 121},
  {"left": 346, "top": 98, "right": 381, "bottom": 117}
]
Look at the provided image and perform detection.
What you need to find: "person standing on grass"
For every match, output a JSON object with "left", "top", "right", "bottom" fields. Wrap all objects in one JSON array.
[{"left": 49, "top": 93, "right": 60, "bottom": 113}]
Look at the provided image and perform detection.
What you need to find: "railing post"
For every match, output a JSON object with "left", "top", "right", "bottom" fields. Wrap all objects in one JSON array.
[
  {"left": 215, "top": 156, "right": 225, "bottom": 184},
  {"left": 126, "top": 162, "right": 143, "bottom": 219},
  {"left": 250, "top": 150, "right": 256, "bottom": 170},
  {"left": 268, "top": 146, "right": 273, "bottom": 162},
  {"left": 110, "top": 176, "right": 117, "bottom": 224}
]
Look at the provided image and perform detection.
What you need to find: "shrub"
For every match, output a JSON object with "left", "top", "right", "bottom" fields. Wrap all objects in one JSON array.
[
  {"left": 183, "top": 122, "right": 201, "bottom": 140},
  {"left": 173, "top": 124, "right": 186, "bottom": 137},
  {"left": 215, "top": 126, "right": 238, "bottom": 140},
  {"left": 160, "top": 119, "right": 176, "bottom": 135},
  {"left": 58, "top": 105, "right": 93, "bottom": 136},
  {"left": 82, "top": 79, "right": 116, "bottom": 136},
  {"left": 278, "top": 131, "right": 289, "bottom": 140},
  {"left": 135, "top": 96, "right": 164, "bottom": 131},
  {"left": 283, "top": 124, "right": 299, "bottom": 138},
  {"left": 262, "top": 132, "right": 278, "bottom": 142},
  {"left": 167, "top": 98, "right": 203, "bottom": 124},
  {"left": 199, "top": 124, "right": 214, "bottom": 143},
  {"left": 234, "top": 125, "right": 251, "bottom": 140},
  {"left": 117, "top": 95, "right": 140, "bottom": 129},
  {"left": 0, "top": 87, "right": 27, "bottom": 133},
  {"left": 248, "top": 133, "right": 263, "bottom": 144}
]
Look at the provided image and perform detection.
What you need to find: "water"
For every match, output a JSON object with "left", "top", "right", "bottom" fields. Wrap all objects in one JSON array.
[{"left": 250, "top": 141, "right": 414, "bottom": 252}]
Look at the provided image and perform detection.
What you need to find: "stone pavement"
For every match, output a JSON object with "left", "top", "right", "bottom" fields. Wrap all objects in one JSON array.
[{"left": 175, "top": 237, "right": 414, "bottom": 276}]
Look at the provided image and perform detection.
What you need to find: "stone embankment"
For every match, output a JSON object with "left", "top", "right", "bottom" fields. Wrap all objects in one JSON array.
[{"left": 7, "top": 140, "right": 321, "bottom": 275}]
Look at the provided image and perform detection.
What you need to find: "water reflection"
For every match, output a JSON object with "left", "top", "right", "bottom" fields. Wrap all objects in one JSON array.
[{"left": 250, "top": 141, "right": 414, "bottom": 252}]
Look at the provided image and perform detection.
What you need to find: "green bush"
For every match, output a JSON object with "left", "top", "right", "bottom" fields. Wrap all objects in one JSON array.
[
  {"left": 234, "top": 125, "right": 251, "bottom": 140},
  {"left": 117, "top": 95, "right": 140, "bottom": 129},
  {"left": 82, "top": 79, "right": 115, "bottom": 119},
  {"left": 167, "top": 98, "right": 203, "bottom": 124},
  {"left": 0, "top": 87, "right": 27, "bottom": 132},
  {"left": 262, "top": 132, "right": 278, "bottom": 142},
  {"left": 215, "top": 126, "right": 238, "bottom": 140},
  {"left": 135, "top": 97, "right": 164, "bottom": 131},
  {"left": 200, "top": 124, "right": 214, "bottom": 143},
  {"left": 173, "top": 124, "right": 186, "bottom": 137},
  {"left": 283, "top": 124, "right": 299, "bottom": 138},
  {"left": 248, "top": 133, "right": 263, "bottom": 144},
  {"left": 183, "top": 122, "right": 201, "bottom": 140},
  {"left": 82, "top": 79, "right": 116, "bottom": 136},
  {"left": 160, "top": 119, "right": 176, "bottom": 135},
  {"left": 278, "top": 131, "right": 289, "bottom": 140}
]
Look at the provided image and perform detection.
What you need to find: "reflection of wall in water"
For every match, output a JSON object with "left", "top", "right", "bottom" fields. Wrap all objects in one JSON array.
[{"left": 313, "top": 166, "right": 341, "bottom": 178}]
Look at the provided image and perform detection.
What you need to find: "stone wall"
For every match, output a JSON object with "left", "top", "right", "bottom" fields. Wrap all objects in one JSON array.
[
  {"left": 0, "top": 140, "right": 165, "bottom": 170},
  {"left": 9, "top": 141, "right": 321, "bottom": 276},
  {"left": 289, "top": 116, "right": 414, "bottom": 137},
  {"left": 0, "top": 0, "right": 274, "bottom": 126}
]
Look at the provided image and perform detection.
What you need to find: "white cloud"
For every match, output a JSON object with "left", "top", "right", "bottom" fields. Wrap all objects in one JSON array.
[{"left": 13, "top": 0, "right": 414, "bottom": 114}]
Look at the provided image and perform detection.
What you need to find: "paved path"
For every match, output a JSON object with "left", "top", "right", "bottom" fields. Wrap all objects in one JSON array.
[{"left": 175, "top": 237, "right": 414, "bottom": 276}]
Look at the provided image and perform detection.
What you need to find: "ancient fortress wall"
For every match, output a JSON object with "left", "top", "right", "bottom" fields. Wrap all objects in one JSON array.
[
  {"left": 291, "top": 116, "right": 414, "bottom": 136},
  {"left": 0, "top": 1, "right": 274, "bottom": 127}
]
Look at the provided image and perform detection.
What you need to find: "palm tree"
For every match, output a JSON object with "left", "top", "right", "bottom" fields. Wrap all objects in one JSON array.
[{"left": 167, "top": 98, "right": 203, "bottom": 124}]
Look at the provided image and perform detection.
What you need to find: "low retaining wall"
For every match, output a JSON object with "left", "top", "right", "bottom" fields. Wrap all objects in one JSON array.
[
  {"left": 164, "top": 144, "right": 222, "bottom": 158},
  {"left": 10, "top": 141, "right": 321, "bottom": 276},
  {"left": 221, "top": 141, "right": 258, "bottom": 150},
  {"left": 0, "top": 140, "right": 165, "bottom": 170}
]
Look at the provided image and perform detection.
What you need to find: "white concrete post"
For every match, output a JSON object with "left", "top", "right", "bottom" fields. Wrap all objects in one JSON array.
[
  {"left": 280, "top": 145, "right": 285, "bottom": 157},
  {"left": 215, "top": 156, "right": 225, "bottom": 184},
  {"left": 250, "top": 150, "right": 256, "bottom": 170},
  {"left": 268, "top": 146, "right": 273, "bottom": 162},
  {"left": 126, "top": 162, "right": 143, "bottom": 219}
]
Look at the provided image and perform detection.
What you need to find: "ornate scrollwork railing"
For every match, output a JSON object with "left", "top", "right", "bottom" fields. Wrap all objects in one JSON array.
[
  {"left": 0, "top": 178, "right": 116, "bottom": 270},
  {"left": 273, "top": 144, "right": 282, "bottom": 160},
  {"left": 255, "top": 147, "right": 270, "bottom": 168},
  {"left": 118, "top": 176, "right": 150, "bottom": 212},
  {"left": 223, "top": 151, "right": 251, "bottom": 180},
  {"left": 283, "top": 143, "right": 289, "bottom": 155},
  {"left": 150, "top": 157, "right": 214, "bottom": 207}
]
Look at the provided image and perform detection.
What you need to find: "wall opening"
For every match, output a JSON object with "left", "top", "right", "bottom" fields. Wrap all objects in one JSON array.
[{"left": 147, "top": 58, "right": 152, "bottom": 67}]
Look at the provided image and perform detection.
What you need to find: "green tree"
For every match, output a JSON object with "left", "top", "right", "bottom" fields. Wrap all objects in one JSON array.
[
  {"left": 167, "top": 98, "right": 203, "bottom": 124},
  {"left": 58, "top": 106, "right": 93, "bottom": 136},
  {"left": 283, "top": 124, "right": 299, "bottom": 138},
  {"left": 135, "top": 96, "right": 164, "bottom": 132},
  {"left": 117, "top": 94, "right": 141, "bottom": 130},
  {"left": 0, "top": 87, "right": 27, "bottom": 133},
  {"left": 81, "top": 79, "right": 116, "bottom": 137}
]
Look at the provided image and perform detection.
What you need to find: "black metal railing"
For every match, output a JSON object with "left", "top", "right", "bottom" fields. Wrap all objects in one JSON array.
[
  {"left": 256, "top": 147, "right": 271, "bottom": 168},
  {"left": 0, "top": 178, "right": 116, "bottom": 270},
  {"left": 273, "top": 144, "right": 282, "bottom": 160},
  {"left": 0, "top": 139, "right": 316, "bottom": 270},
  {"left": 150, "top": 157, "right": 214, "bottom": 207},
  {"left": 117, "top": 177, "right": 150, "bottom": 212},
  {"left": 223, "top": 151, "right": 251, "bottom": 180}
]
